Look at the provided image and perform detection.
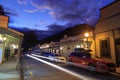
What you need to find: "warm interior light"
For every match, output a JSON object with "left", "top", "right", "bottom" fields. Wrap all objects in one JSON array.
[
  {"left": 47, "top": 45, "right": 49, "bottom": 47},
  {"left": 3, "top": 37, "right": 7, "bottom": 41},
  {"left": 76, "top": 45, "right": 80, "bottom": 48},
  {"left": 60, "top": 47, "right": 63, "bottom": 50},
  {"left": 83, "top": 38, "right": 87, "bottom": 41}
]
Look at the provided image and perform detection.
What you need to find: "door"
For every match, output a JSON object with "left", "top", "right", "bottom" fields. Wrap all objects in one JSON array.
[{"left": 116, "top": 45, "right": 120, "bottom": 67}]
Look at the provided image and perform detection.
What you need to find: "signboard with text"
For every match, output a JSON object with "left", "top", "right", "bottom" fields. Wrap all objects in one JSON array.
[{"left": 0, "top": 15, "right": 9, "bottom": 28}]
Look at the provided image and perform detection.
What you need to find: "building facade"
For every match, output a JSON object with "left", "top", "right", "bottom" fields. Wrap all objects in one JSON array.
[
  {"left": 59, "top": 32, "right": 95, "bottom": 58},
  {"left": 40, "top": 31, "right": 95, "bottom": 58},
  {"left": 0, "top": 15, "right": 23, "bottom": 63},
  {"left": 95, "top": 1, "right": 120, "bottom": 66}
]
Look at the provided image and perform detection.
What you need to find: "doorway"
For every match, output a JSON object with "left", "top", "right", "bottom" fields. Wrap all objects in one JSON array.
[{"left": 115, "top": 38, "right": 120, "bottom": 67}]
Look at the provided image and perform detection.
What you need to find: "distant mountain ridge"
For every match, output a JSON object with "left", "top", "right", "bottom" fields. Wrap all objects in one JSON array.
[{"left": 39, "top": 24, "right": 94, "bottom": 44}]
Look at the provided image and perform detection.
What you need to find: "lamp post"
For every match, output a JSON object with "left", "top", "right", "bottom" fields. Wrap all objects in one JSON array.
[{"left": 84, "top": 33, "right": 89, "bottom": 49}]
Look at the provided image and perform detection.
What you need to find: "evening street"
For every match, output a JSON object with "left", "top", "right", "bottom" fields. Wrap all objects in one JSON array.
[
  {"left": 21, "top": 54, "right": 120, "bottom": 80},
  {"left": 1, "top": 1, "right": 120, "bottom": 80}
]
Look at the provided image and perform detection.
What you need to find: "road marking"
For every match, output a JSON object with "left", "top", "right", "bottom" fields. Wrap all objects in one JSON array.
[
  {"left": 27, "top": 54, "right": 95, "bottom": 80},
  {"left": 29, "top": 71, "right": 33, "bottom": 77}
]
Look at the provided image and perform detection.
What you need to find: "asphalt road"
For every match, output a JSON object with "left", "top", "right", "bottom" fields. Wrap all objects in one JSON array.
[
  {"left": 21, "top": 54, "right": 83, "bottom": 80},
  {"left": 21, "top": 54, "right": 120, "bottom": 80}
]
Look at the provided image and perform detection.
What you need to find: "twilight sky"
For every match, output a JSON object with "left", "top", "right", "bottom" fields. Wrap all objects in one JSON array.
[{"left": 0, "top": 0, "right": 115, "bottom": 39}]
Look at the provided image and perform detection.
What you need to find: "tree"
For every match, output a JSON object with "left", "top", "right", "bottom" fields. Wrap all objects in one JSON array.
[
  {"left": 0, "top": 5, "right": 5, "bottom": 15},
  {"left": 0, "top": 5, "right": 11, "bottom": 16},
  {"left": 21, "top": 30, "right": 39, "bottom": 51}
]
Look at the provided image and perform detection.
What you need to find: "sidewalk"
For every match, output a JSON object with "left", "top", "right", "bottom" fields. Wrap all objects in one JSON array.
[{"left": 0, "top": 57, "right": 20, "bottom": 80}]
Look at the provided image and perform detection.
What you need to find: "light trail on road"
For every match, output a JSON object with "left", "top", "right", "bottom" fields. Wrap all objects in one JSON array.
[
  {"left": 31, "top": 54, "right": 87, "bottom": 68},
  {"left": 31, "top": 54, "right": 66, "bottom": 63},
  {"left": 26, "top": 54, "right": 93, "bottom": 80}
]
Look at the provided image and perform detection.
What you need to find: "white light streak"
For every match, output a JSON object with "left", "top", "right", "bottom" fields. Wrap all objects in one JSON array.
[
  {"left": 26, "top": 54, "right": 89, "bottom": 80},
  {"left": 32, "top": 54, "right": 49, "bottom": 59},
  {"left": 31, "top": 54, "right": 66, "bottom": 63}
]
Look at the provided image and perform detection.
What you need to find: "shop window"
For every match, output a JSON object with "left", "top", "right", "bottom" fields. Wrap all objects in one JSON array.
[{"left": 100, "top": 38, "right": 111, "bottom": 58}]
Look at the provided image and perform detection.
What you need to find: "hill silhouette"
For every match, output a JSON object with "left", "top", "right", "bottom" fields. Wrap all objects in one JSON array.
[{"left": 39, "top": 24, "right": 94, "bottom": 44}]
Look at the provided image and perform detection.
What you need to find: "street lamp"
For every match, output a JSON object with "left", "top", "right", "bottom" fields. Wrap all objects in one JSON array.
[
  {"left": 84, "top": 33, "right": 89, "bottom": 37},
  {"left": 84, "top": 33, "right": 89, "bottom": 49}
]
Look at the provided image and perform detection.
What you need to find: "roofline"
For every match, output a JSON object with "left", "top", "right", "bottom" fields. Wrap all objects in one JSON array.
[
  {"left": 8, "top": 28, "right": 24, "bottom": 36},
  {"left": 100, "top": 0, "right": 119, "bottom": 10}
]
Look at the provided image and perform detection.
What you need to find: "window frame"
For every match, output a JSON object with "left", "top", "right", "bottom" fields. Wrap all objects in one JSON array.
[{"left": 99, "top": 38, "right": 111, "bottom": 58}]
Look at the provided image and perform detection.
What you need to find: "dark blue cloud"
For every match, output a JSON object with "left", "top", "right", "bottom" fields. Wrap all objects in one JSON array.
[
  {"left": 9, "top": 25, "right": 62, "bottom": 40},
  {"left": 30, "top": 0, "right": 115, "bottom": 26},
  {"left": 47, "top": 23, "right": 66, "bottom": 33},
  {"left": 34, "top": 24, "right": 66, "bottom": 40}
]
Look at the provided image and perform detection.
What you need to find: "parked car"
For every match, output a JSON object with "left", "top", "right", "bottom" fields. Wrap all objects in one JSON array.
[
  {"left": 41, "top": 52, "right": 66, "bottom": 62},
  {"left": 40, "top": 52, "right": 51, "bottom": 57},
  {"left": 68, "top": 51, "right": 116, "bottom": 73},
  {"left": 74, "top": 48, "right": 87, "bottom": 52},
  {"left": 31, "top": 50, "right": 41, "bottom": 54}
]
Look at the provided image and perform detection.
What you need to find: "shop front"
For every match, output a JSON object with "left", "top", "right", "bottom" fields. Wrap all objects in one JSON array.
[
  {"left": 0, "top": 28, "right": 23, "bottom": 63},
  {"left": 0, "top": 15, "right": 23, "bottom": 63},
  {"left": 0, "top": 15, "right": 24, "bottom": 79}
]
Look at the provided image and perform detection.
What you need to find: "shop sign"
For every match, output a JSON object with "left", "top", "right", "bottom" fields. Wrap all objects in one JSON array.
[{"left": 0, "top": 15, "right": 8, "bottom": 28}]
